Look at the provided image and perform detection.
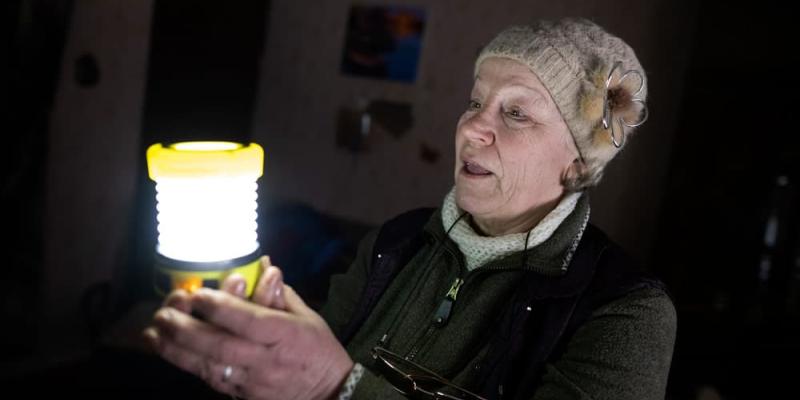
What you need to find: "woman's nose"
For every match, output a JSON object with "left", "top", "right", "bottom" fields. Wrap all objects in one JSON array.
[{"left": 459, "top": 111, "right": 496, "bottom": 146}]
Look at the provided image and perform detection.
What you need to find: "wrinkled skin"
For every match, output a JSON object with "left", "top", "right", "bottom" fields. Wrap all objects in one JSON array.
[
  {"left": 455, "top": 57, "right": 581, "bottom": 236},
  {"left": 143, "top": 257, "right": 353, "bottom": 400}
]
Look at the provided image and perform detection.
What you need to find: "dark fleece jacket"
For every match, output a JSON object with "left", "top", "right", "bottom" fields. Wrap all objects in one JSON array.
[{"left": 321, "top": 196, "right": 676, "bottom": 400}]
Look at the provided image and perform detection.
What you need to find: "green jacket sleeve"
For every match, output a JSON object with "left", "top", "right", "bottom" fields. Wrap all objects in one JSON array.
[
  {"left": 532, "top": 287, "right": 677, "bottom": 400},
  {"left": 320, "top": 228, "right": 379, "bottom": 339}
]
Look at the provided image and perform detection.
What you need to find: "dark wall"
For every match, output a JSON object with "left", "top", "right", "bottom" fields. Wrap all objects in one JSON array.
[
  {"left": 1, "top": 0, "right": 73, "bottom": 362},
  {"left": 141, "top": 0, "right": 266, "bottom": 143},
  {"left": 654, "top": 2, "right": 800, "bottom": 398}
]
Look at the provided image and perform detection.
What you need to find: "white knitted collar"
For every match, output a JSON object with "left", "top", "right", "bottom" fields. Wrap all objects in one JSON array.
[{"left": 441, "top": 187, "right": 583, "bottom": 271}]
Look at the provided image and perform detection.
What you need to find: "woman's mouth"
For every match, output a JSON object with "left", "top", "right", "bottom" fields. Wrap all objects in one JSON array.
[{"left": 463, "top": 161, "right": 492, "bottom": 176}]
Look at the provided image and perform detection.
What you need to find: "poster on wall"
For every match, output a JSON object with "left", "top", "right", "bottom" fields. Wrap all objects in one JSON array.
[{"left": 340, "top": 4, "right": 426, "bottom": 83}]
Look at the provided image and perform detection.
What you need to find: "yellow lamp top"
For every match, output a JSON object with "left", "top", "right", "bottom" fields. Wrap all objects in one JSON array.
[{"left": 147, "top": 141, "right": 264, "bottom": 180}]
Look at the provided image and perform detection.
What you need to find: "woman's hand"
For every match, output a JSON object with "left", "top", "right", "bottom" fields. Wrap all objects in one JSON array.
[{"left": 143, "top": 258, "right": 354, "bottom": 400}]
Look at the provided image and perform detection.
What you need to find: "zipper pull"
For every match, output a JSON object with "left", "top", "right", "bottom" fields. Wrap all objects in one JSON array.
[{"left": 433, "top": 278, "right": 464, "bottom": 326}]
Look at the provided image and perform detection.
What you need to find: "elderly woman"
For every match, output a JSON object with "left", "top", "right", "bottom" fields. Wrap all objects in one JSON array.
[{"left": 144, "top": 18, "right": 676, "bottom": 400}]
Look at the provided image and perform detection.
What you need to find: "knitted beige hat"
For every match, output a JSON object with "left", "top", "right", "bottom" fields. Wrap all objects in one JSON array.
[{"left": 475, "top": 18, "right": 648, "bottom": 190}]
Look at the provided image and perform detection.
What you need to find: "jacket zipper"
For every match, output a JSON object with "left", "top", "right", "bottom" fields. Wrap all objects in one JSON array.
[
  {"left": 434, "top": 277, "right": 464, "bottom": 325},
  {"left": 403, "top": 240, "right": 517, "bottom": 362},
  {"left": 406, "top": 276, "right": 464, "bottom": 361}
]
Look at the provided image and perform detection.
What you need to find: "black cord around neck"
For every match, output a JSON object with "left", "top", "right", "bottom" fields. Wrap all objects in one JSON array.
[
  {"left": 378, "top": 211, "right": 468, "bottom": 347},
  {"left": 521, "top": 226, "right": 533, "bottom": 268}
]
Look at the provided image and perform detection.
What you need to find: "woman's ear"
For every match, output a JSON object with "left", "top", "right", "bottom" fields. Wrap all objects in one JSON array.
[{"left": 562, "top": 158, "right": 586, "bottom": 189}]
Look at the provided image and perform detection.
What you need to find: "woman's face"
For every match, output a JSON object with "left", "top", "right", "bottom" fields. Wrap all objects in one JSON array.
[{"left": 454, "top": 57, "right": 579, "bottom": 234}]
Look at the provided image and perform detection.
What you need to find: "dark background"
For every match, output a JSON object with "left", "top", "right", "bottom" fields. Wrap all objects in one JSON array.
[
  {"left": 1, "top": 1, "right": 798, "bottom": 399},
  {"left": 651, "top": 2, "right": 800, "bottom": 398}
]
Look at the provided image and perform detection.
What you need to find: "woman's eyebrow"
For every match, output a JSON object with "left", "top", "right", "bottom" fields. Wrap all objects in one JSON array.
[
  {"left": 504, "top": 84, "right": 550, "bottom": 108},
  {"left": 472, "top": 78, "right": 551, "bottom": 109}
]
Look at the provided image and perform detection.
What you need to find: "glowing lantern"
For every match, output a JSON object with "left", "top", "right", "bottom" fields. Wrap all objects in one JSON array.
[{"left": 146, "top": 141, "right": 263, "bottom": 296}]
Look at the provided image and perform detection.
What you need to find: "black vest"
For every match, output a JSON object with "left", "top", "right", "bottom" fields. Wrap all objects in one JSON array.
[{"left": 339, "top": 208, "right": 667, "bottom": 400}]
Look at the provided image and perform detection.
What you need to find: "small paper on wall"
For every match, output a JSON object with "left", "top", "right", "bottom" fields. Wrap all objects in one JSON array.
[{"left": 340, "top": 4, "right": 426, "bottom": 83}]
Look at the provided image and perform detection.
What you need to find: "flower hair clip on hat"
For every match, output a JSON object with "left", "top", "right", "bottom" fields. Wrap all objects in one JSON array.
[{"left": 602, "top": 61, "right": 648, "bottom": 148}]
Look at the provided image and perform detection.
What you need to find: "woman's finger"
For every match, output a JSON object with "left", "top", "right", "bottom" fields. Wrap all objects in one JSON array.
[
  {"left": 163, "top": 289, "right": 191, "bottom": 313},
  {"left": 206, "top": 362, "right": 255, "bottom": 396},
  {"left": 154, "top": 332, "right": 257, "bottom": 398},
  {"left": 221, "top": 273, "right": 247, "bottom": 298},
  {"left": 157, "top": 333, "right": 212, "bottom": 380},
  {"left": 152, "top": 306, "right": 269, "bottom": 368},
  {"left": 142, "top": 326, "right": 161, "bottom": 353},
  {"left": 252, "top": 266, "right": 286, "bottom": 310},
  {"left": 281, "top": 284, "right": 312, "bottom": 316},
  {"left": 191, "top": 288, "right": 293, "bottom": 345}
]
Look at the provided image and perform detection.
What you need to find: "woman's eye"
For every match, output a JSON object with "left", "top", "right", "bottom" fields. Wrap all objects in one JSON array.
[
  {"left": 468, "top": 99, "right": 482, "bottom": 110},
  {"left": 506, "top": 108, "right": 526, "bottom": 120}
]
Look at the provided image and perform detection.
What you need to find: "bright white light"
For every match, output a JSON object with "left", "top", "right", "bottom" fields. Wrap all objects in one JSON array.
[
  {"left": 155, "top": 176, "right": 259, "bottom": 262},
  {"left": 171, "top": 142, "right": 241, "bottom": 151}
]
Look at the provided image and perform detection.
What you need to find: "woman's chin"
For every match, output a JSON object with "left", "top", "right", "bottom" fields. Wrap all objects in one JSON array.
[{"left": 455, "top": 186, "right": 495, "bottom": 215}]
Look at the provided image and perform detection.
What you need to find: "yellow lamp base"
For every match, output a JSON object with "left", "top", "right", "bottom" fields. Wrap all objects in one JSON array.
[{"left": 154, "top": 251, "right": 262, "bottom": 298}]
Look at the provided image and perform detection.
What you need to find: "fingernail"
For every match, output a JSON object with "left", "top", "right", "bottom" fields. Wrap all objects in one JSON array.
[
  {"left": 143, "top": 328, "right": 160, "bottom": 346},
  {"left": 156, "top": 308, "right": 172, "bottom": 321},
  {"left": 268, "top": 275, "right": 280, "bottom": 300},
  {"left": 272, "top": 275, "right": 284, "bottom": 303},
  {"left": 235, "top": 280, "right": 246, "bottom": 297},
  {"left": 274, "top": 282, "right": 286, "bottom": 310}
]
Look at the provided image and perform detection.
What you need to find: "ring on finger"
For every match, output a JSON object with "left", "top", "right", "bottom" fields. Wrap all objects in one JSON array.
[{"left": 222, "top": 365, "right": 234, "bottom": 383}]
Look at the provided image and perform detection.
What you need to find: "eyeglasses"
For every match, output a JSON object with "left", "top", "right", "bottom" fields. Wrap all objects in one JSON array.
[{"left": 371, "top": 346, "right": 487, "bottom": 400}]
